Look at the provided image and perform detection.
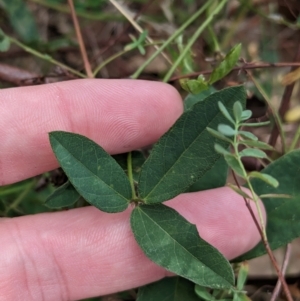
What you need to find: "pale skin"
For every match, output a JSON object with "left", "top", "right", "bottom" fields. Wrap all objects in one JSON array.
[{"left": 0, "top": 79, "right": 266, "bottom": 301}]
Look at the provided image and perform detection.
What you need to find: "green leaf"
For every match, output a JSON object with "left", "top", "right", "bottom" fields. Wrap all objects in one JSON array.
[
  {"left": 239, "top": 148, "right": 267, "bottom": 159},
  {"left": 238, "top": 131, "right": 258, "bottom": 141},
  {"left": 214, "top": 144, "right": 231, "bottom": 156},
  {"left": 138, "top": 86, "right": 246, "bottom": 204},
  {"left": 0, "top": 29, "right": 10, "bottom": 52},
  {"left": 187, "top": 156, "right": 228, "bottom": 192},
  {"left": 218, "top": 124, "right": 237, "bottom": 137},
  {"left": 240, "top": 121, "right": 270, "bottom": 127},
  {"left": 131, "top": 204, "right": 234, "bottom": 289},
  {"left": 180, "top": 76, "right": 209, "bottom": 95},
  {"left": 233, "top": 101, "right": 243, "bottom": 122},
  {"left": 239, "top": 140, "right": 275, "bottom": 151},
  {"left": 184, "top": 86, "right": 217, "bottom": 111},
  {"left": 248, "top": 171, "right": 279, "bottom": 188},
  {"left": 208, "top": 44, "right": 241, "bottom": 84},
  {"left": 46, "top": 181, "right": 80, "bottom": 208},
  {"left": 206, "top": 127, "right": 232, "bottom": 143},
  {"left": 234, "top": 150, "right": 300, "bottom": 261},
  {"left": 259, "top": 193, "right": 291, "bottom": 199},
  {"left": 137, "top": 277, "right": 199, "bottom": 301},
  {"left": 218, "top": 101, "right": 235, "bottom": 124},
  {"left": 1, "top": 0, "right": 39, "bottom": 43},
  {"left": 49, "top": 131, "right": 131, "bottom": 213},
  {"left": 224, "top": 155, "right": 245, "bottom": 177},
  {"left": 241, "top": 110, "right": 252, "bottom": 120},
  {"left": 227, "top": 184, "right": 252, "bottom": 200}
]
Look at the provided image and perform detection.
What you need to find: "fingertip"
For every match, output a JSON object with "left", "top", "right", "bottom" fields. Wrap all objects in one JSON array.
[{"left": 0, "top": 79, "right": 183, "bottom": 184}]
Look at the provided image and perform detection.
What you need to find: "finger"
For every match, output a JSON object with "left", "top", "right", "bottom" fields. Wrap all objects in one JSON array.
[
  {"left": 0, "top": 79, "right": 183, "bottom": 185},
  {"left": 0, "top": 187, "right": 265, "bottom": 301}
]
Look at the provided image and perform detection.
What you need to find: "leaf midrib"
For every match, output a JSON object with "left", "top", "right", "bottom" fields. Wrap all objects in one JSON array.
[
  {"left": 138, "top": 208, "right": 233, "bottom": 287},
  {"left": 143, "top": 106, "right": 226, "bottom": 201},
  {"left": 52, "top": 135, "right": 130, "bottom": 202}
]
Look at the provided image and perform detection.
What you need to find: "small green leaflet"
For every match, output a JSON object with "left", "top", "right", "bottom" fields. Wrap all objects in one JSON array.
[
  {"left": 239, "top": 148, "right": 267, "bottom": 159},
  {"left": 49, "top": 131, "right": 131, "bottom": 213},
  {"left": 131, "top": 204, "right": 234, "bottom": 289},
  {"left": 234, "top": 150, "right": 300, "bottom": 261},
  {"left": 46, "top": 181, "right": 80, "bottom": 208},
  {"left": 137, "top": 277, "right": 199, "bottom": 301},
  {"left": 138, "top": 86, "right": 246, "bottom": 204},
  {"left": 248, "top": 171, "right": 278, "bottom": 188}
]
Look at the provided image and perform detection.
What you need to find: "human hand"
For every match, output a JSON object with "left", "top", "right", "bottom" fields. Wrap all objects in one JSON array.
[{"left": 0, "top": 79, "right": 265, "bottom": 301}]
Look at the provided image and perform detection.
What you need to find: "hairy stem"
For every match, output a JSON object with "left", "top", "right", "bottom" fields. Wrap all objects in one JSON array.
[
  {"left": 231, "top": 171, "right": 293, "bottom": 301},
  {"left": 127, "top": 152, "right": 137, "bottom": 199}
]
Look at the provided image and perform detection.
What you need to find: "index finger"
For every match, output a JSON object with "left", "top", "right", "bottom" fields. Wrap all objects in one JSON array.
[{"left": 0, "top": 79, "right": 183, "bottom": 185}]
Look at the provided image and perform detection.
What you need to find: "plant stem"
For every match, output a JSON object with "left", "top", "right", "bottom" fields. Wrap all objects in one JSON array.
[
  {"left": 130, "top": 0, "right": 214, "bottom": 79},
  {"left": 270, "top": 244, "right": 291, "bottom": 301},
  {"left": 127, "top": 152, "right": 137, "bottom": 199},
  {"left": 268, "top": 41, "right": 300, "bottom": 149},
  {"left": 289, "top": 125, "right": 300, "bottom": 151},
  {"left": 68, "top": 0, "right": 93, "bottom": 78},
  {"left": 8, "top": 36, "right": 86, "bottom": 78},
  {"left": 109, "top": 0, "right": 172, "bottom": 66},
  {"left": 162, "top": 0, "right": 228, "bottom": 82},
  {"left": 245, "top": 71, "right": 287, "bottom": 154},
  {"left": 232, "top": 126, "right": 267, "bottom": 238},
  {"left": 231, "top": 172, "right": 293, "bottom": 301},
  {"left": 169, "top": 61, "right": 300, "bottom": 82},
  {"left": 208, "top": 24, "right": 221, "bottom": 53},
  {"left": 4, "top": 180, "right": 35, "bottom": 215},
  {"left": 93, "top": 42, "right": 165, "bottom": 77}
]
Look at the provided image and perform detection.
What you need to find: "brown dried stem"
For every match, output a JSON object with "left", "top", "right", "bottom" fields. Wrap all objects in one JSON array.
[
  {"left": 268, "top": 41, "right": 300, "bottom": 148},
  {"left": 168, "top": 61, "right": 300, "bottom": 82},
  {"left": 232, "top": 171, "right": 293, "bottom": 301},
  {"left": 270, "top": 243, "right": 292, "bottom": 301},
  {"left": 67, "top": 0, "right": 93, "bottom": 78}
]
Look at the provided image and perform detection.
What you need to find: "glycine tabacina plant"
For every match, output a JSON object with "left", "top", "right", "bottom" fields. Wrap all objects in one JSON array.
[{"left": 47, "top": 86, "right": 300, "bottom": 300}]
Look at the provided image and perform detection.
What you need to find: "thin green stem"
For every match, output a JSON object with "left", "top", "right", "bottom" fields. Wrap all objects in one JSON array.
[
  {"left": 127, "top": 152, "right": 137, "bottom": 199},
  {"left": 289, "top": 125, "right": 300, "bottom": 151},
  {"left": 8, "top": 36, "right": 86, "bottom": 78},
  {"left": 163, "top": 0, "right": 228, "bottom": 82},
  {"left": 247, "top": 71, "right": 287, "bottom": 154},
  {"left": 93, "top": 41, "right": 165, "bottom": 77},
  {"left": 130, "top": 0, "right": 214, "bottom": 79},
  {"left": 233, "top": 123, "right": 267, "bottom": 239},
  {"left": 4, "top": 180, "right": 35, "bottom": 215},
  {"left": 208, "top": 24, "right": 221, "bottom": 53}
]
